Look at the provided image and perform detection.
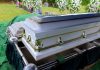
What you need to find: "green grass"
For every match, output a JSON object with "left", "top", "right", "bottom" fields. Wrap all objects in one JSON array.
[
  {"left": 0, "top": 3, "right": 88, "bottom": 22},
  {"left": 0, "top": 3, "right": 29, "bottom": 22},
  {"left": 42, "top": 6, "right": 87, "bottom": 15},
  {"left": 42, "top": 7, "right": 68, "bottom": 14}
]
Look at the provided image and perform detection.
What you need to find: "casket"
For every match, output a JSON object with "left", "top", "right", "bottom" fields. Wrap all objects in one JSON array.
[{"left": 7, "top": 13, "right": 100, "bottom": 61}]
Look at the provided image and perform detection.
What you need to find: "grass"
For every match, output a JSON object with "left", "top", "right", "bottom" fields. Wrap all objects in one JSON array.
[
  {"left": 0, "top": 3, "right": 88, "bottom": 22},
  {"left": 42, "top": 5, "right": 87, "bottom": 15},
  {"left": 0, "top": 3, "right": 29, "bottom": 22}
]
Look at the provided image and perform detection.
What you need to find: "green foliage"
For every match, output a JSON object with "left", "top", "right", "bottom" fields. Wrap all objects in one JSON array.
[
  {"left": 81, "top": 0, "right": 90, "bottom": 5},
  {"left": 47, "top": 0, "right": 55, "bottom": 3},
  {"left": 55, "top": 0, "right": 67, "bottom": 12},
  {"left": 67, "top": 0, "right": 72, "bottom": 4},
  {"left": 67, "top": 0, "right": 82, "bottom": 13},
  {"left": 88, "top": 0, "right": 100, "bottom": 12},
  {"left": 42, "top": 0, "right": 55, "bottom": 5}
]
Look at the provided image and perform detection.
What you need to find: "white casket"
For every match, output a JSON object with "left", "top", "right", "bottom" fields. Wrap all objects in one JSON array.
[{"left": 7, "top": 13, "right": 100, "bottom": 61}]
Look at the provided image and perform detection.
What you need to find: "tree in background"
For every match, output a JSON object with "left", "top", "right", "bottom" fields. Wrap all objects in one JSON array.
[
  {"left": 16, "top": 0, "right": 100, "bottom": 14},
  {"left": 81, "top": 0, "right": 90, "bottom": 6},
  {"left": 88, "top": 0, "right": 100, "bottom": 12},
  {"left": 55, "top": 0, "right": 67, "bottom": 13},
  {"left": 32, "top": 0, "right": 42, "bottom": 14},
  {"left": 42, "top": 0, "right": 56, "bottom": 7},
  {"left": 55, "top": 0, "right": 82, "bottom": 14},
  {"left": 67, "top": 0, "right": 82, "bottom": 13},
  {"left": 22, "top": 0, "right": 26, "bottom": 7},
  {"left": 81, "top": 0, "right": 100, "bottom": 12}
]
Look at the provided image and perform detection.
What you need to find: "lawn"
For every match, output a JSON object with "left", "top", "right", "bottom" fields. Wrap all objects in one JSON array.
[
  {"left": 0, "top": 3, "right": 87, "bottom": 22},
  {"left": 0, "top": 3, "right": 29, "bottom": 22},
  {"left": 42, "top": 6, "right": 86, "bottom": 15}
]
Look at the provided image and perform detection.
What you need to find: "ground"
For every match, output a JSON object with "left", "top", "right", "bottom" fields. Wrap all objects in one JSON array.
[{"left": 0, "top": 3, "right": 29, "bottom": 22}]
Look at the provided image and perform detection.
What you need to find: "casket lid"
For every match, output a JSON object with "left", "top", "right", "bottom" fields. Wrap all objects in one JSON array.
[{"left": 31, "top": 13, "right": 100, "bottom": 23}]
